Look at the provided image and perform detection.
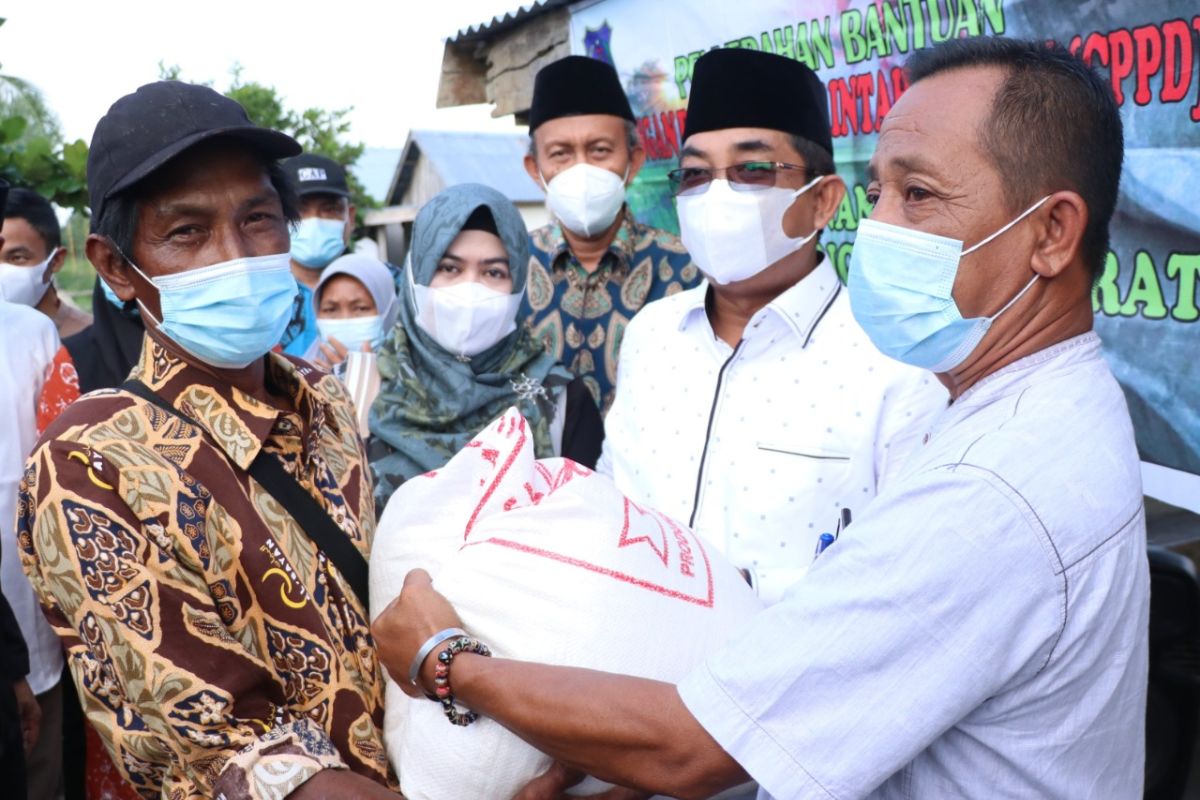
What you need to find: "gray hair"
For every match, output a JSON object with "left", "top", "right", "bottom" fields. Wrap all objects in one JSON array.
[{"left": 527, "top": 118, "right": 640, "bottom": 159}]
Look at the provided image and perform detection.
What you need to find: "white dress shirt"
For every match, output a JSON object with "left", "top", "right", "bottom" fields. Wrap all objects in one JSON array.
[
  {"left": 0, "top": 301, "right": 63, "bottom": 693},
  {"left": 599, "top": 258, "right": 946, "bottom": 603},
  {"left": 678, "top": 332, "right": 1148, "bottom": 798}
]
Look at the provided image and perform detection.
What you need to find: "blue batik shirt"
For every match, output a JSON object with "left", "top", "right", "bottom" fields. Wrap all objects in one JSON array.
[{"left": 523, "top": 209, "right": 699, "bottom": 413}]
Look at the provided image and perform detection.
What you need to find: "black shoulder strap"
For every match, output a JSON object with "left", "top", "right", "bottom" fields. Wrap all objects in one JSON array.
[{"left": 121, "top": 379, "right": 370, "bottom": 611}]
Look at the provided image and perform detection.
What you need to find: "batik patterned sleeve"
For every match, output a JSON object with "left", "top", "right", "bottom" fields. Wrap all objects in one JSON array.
[{"left": 17, "top": 435, "right": 348, "bottom": 799}]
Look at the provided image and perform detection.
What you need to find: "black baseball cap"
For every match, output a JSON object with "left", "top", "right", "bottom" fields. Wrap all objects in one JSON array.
[
  {"left": 87, "top": 81, "right": 301, "bottom": 220},
  {"left": 282, "top": 153, "right": 350, "bottom": 198}
]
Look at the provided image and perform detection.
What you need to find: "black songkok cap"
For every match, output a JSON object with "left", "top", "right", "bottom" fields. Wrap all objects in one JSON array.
[
  {"left": 683, "top": 48, "right": 833, "bottom": 155},
  {"left": 529, "top": 56, "right": 635, "bottom": 131},
  {"left": 87, "top": 81, "right": 300, "bottom": 220}
]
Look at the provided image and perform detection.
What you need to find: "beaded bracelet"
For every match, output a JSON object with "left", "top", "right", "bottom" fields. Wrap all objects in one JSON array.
[{"left": 433, "top": 635, "right": 492, "bottom": 726}]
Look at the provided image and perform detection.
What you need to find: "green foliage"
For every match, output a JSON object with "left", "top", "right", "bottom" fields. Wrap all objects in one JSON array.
[
  {"left": 224, "top": 64, "right": 373, "bottom": 209},
  {"left": 0, "top": 18, "right": 89, "bottom": 211}
]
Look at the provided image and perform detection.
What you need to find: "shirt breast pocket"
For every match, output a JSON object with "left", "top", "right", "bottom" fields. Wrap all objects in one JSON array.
[
  {"left": 751, "top": 440, "right": 854, "bottom": 498},
  {"left": 755, "top": 442, "right": 851, "bottom": 462}
]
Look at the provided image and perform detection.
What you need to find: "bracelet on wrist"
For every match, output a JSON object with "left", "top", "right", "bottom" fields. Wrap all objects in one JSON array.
[
  {"left": 434, "top": 635, "right": 492, "bottom": 726},
  {"left": 409, "top": 627, "right": 466, "bottom": 689}
]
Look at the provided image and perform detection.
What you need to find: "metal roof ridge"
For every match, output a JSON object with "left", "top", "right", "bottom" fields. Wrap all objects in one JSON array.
[{"left": 448, "top": 0, "right": 574, "bottom": 44}]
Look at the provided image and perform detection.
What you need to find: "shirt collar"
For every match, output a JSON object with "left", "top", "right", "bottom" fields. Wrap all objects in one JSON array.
[
  {"left": 953, "top": 331, "right": 1103, "bottom": 409},
  {"left": 131, "top": 335, "right": 339, "bottom": 470},
  {"left": 550, "top": 207, "right": 640, "bottom": 274},
  {"left": 678, "top": 256, "right": 842, "bottom": 348}
]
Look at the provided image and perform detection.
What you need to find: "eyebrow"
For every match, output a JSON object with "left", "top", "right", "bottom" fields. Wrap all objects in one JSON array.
[
  {"left": 732, "top": 139, "right": 774, "bottom": 154},
  {"left": 440, "top": 253, "right": 510, "bottom": 265},
  {"left": 150, "top": 192, "right": 279, "bottom": 220},
  {"left": 870, "top": 154, "right": 943, "bottom": 181}
]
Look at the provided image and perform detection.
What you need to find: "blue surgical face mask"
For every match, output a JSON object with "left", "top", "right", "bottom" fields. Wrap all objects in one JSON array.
[
  {"left": 316, "top": 314, "right": 385, "bottom": 352},
  {"left": 290, "top": 216, "right": 347, "bottom": 269},
  {"left": 128, "top": 252, "right": 299, "bottom": 369},
  {"left": 847, "top": 196, "right": 1049, "bottom": 373},
  {"left": 99, "top": 277, "right": 140, "bottom": 316}
]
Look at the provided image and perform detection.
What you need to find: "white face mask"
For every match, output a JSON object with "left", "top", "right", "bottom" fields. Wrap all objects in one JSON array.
[
  {"left": 542, "top": 162, "right": 627, "bottom": 237},
  {"left": 677, "top": 176, "right": 822, "bottom": 285},
  {"left": 0, "top": 247, "right": 58, "bottom": 306},
  {"left": 410, "top": 269, "right": 524, "bottom": 359}
]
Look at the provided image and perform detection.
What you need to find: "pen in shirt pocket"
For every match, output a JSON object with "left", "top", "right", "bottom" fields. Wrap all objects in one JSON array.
[{"left": 813, "top": 507, "right": 852, "bottom": 563}]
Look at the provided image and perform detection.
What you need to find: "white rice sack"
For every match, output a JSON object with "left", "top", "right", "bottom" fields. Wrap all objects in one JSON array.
[{"left": 370, "top": 408, "right": 763, "bottom": 800}]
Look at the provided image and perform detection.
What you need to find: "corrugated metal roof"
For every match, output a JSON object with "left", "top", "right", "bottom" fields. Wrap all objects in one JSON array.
[
  {"left": 388, "top": 130, "right": 543, "bottom": 204},
  {"left": 448, "top": 0, "right": 576, "bottom": 44}
]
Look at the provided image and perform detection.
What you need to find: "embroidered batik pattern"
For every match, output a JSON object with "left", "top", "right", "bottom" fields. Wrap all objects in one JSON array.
[
  {"left": 522, "top": 211, "right": 699, "bottom": 413},
  {"left": 17, "top": 337, "right": 391, "bottom": 799}
]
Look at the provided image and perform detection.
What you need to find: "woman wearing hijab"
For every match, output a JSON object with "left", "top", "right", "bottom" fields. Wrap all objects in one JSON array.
[
  {"left": 368, "top": 183, "right": 603, "bottom": 507},
  {"left": 308, "top": 253, "right": 399, "bottom": 437}
]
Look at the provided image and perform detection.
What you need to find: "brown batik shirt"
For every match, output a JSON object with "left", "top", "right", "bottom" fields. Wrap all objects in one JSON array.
[{"left": 17, "top": 336, "right": 392, "bottom": 799}]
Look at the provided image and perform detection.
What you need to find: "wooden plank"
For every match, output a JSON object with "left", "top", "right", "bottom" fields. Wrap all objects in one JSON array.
[
  {"left": 363, "top": 206, "right": 419, "bottom": 226},
  {"left": 434, "top": 8, "right": 571, "bottom": 119},
  {"left": 437, "top": 43, "right": 488, "bottom": 108}
]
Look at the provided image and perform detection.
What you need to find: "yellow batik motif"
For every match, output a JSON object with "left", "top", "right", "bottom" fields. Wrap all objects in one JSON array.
[{"left": 16, "top": 336, "right": 391, "bottom": 799}]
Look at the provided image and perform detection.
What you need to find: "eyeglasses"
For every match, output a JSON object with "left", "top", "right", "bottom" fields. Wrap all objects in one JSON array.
[{"left": 667, "top": 161, "right": 815, "bottom": 196}]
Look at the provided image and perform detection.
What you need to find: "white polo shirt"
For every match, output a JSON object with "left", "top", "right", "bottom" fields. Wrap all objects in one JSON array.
[
  {"left": 678, "top": 333, "right": 1149, "bottom": 798},
  {"left": 598, "top": 258, "right": 947, "bottom": 603},
  {"left": 0, "top": 301, "right": 63, "bottom": 694}
]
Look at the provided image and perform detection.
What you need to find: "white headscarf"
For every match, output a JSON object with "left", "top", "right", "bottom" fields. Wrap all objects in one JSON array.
[{"left": 312, "top": 253, "right": 399, "bottom": 333}]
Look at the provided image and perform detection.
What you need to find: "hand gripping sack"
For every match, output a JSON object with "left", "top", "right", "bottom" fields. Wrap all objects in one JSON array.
[{"left": 370, "top": 408, "right": 764, "bottom": 799}]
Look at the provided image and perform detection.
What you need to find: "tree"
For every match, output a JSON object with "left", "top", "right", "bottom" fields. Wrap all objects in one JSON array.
[
  {"left": 0, "top": 18, "right": 89, "bottom": 211},
  {"left": 160, "top": 62, "right": 374, "bottom": 210}
]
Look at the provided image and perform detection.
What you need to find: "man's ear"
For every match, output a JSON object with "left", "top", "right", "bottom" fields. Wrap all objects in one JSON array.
[
  {"left": 344, "top": 204, "right": 357, "bottom": 243},
  {"left": 812, "top": 175, "right": 847, "bottom": 230},
  {"left": 625, "top": 144, "right": 647, "bottom": 184},
  {"left": 47, "top": 246, "right": 67, "bottom": 277},
  {"left": 523, "top": 152, "right": 545, "bottom": 190},
  {"left": 86, "top": 234, "right": 137, "bottom": 302},
  {"left": 1031, "top": 190, "right": 1087, "bottom": 280}
]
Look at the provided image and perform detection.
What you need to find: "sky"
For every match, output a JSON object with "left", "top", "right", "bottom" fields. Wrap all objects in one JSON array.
[{"left": 1, "top": 0, "right": 529, "bottom": 148}]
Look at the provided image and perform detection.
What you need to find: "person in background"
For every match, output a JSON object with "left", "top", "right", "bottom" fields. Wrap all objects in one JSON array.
[
  {"left": 35, "top": 239, "right": 146, "bottom": 800},
  {"left": 598, "top": 48, "right": 946, "bottom": 605},
  {"left": 369, "top": 183, "right": 603, "bottom": 508},
  {"left": 0, "top": 549, "right": 36, "bottom": 800},
  {"left": 19, "top": 80, "right": 396, "bottom": 799},
  {"left": 521, "top": 55, "right": 700, "bottom": 413},
  {"left": 308, "top": 253, "right": 399, "bottom": 438},
  {"left": 1, "top": 176, "right": 63, "bottom": 799},
  {"left": 373, "top": 38, "right": 1147, "bottom": 799},
  {"left": 280, "top": 152, "right": 355, "bottom": 357},
  {"left": 1, "top": 187, "right": 92, "bottom": 338}
]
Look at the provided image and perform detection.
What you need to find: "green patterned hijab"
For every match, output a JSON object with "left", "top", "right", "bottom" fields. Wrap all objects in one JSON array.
[{"left": 367, "top": 183, "right": 573, "bottom": 505}]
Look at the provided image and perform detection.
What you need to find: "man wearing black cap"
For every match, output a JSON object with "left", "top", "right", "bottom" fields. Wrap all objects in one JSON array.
[
  {"left": 279, "top": 153, "right": 356, "bottom": 357},
  {"left": 16, "top": 82, "right": 396, "bottom": 798},
  {"left": 522, "top": 55, "right": 700, "bottom": 413},
  {"left": 598, "top": 48, "right": 944, "bottom": 604}
]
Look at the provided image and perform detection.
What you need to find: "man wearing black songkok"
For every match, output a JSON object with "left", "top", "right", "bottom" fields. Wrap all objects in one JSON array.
[
  {"left": 521, "top": 55, "right": 701, "bottom": 413},
  {"left": 597, "top": 47, "right": 946, "bottom": 603}
]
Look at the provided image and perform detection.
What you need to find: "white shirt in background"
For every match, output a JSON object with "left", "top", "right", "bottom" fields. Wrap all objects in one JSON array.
[
  {"left": 679, "top": 332, "right": 1148, "bottom": 798},
  {"left": 598, "top": 258, "right": 947, "bottom": 603},
  {"left": 0, "top": 300, "right": 63, "bottom": 694}
]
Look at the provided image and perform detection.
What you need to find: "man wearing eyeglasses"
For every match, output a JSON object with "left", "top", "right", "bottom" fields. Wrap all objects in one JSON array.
[{"left": 597, "top": 48, "right": 946, "bottom": 604}]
